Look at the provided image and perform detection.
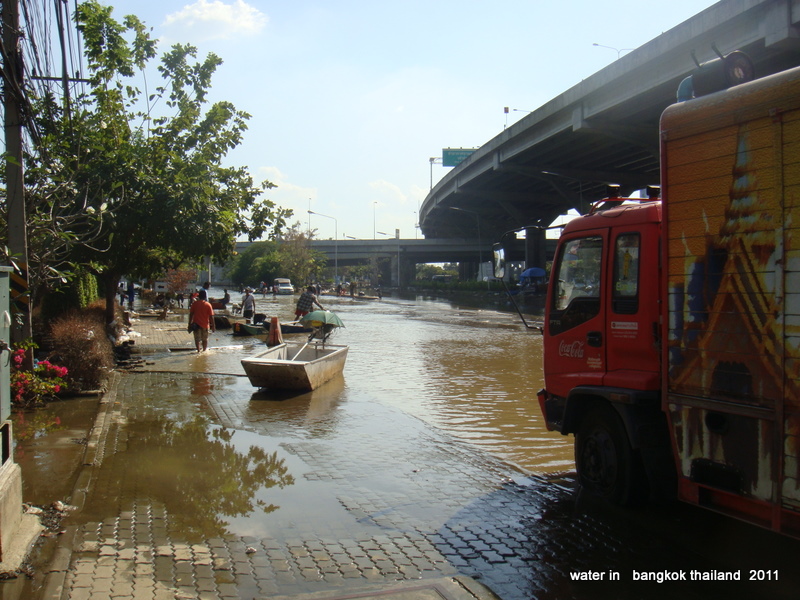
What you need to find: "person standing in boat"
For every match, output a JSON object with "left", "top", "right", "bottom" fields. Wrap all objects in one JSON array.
[
  {"left": 189, "top": 289, "right": 216, "bottom": 352},
  {"left": 242, "top": 288, "right": 256, "bottom": 323},
  {"left": 295, "top": 286, "right": 324, "bottom": 318}
]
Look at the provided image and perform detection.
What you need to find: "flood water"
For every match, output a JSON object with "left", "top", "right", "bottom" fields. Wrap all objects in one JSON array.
[{"left": 134, "top": 290, "right": 572, "bottom": 475}]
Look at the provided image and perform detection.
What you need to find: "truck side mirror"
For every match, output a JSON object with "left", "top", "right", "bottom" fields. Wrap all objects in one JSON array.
[{"left": 493, "top": 244, "right": 505, "bottom": 279}]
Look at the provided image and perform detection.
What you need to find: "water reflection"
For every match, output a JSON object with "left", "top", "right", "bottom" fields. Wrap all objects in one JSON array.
[
  {"left": 81, "top": 409, "right": 295, "bottom": 542},
  {"left": 14, "top": 396, "right": 100, "bottom": 505},
  {"left": 15, "top": 293, "right": 800, "bottom": 600},
  {"left": 245, "top": 375, "right": 345, "bottom": 438}
]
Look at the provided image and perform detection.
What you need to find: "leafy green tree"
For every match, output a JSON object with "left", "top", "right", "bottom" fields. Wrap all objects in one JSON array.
[
  {"left": 17, "top": 1, "right": 291, "bottom": 323},
  {"left": 225, "top": 241, "right": 280, "bottom": 286},
  {"left": 275, "top": 224, "right": 328, "bottom": 286},
  {"left": 226, "top": 224, "right": 327, "bottom": 288},
  {"left": 415, "top": 263, "right": 459, "bottom": 281}
]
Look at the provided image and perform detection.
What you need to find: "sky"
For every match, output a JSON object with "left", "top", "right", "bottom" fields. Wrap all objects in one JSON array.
[{"left": 99, "top": 0, "right": 721, "bottom": 241}]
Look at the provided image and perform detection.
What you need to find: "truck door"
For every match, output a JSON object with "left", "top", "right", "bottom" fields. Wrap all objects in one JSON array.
[
  {"left": 604, "top": 227, "right": 660, "bottom": 389},
  {"left": 545, "top": 231, "right": 607, "bottom": 395}
]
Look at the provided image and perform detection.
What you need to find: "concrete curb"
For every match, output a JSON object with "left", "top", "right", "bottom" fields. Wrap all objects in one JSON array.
[
  {"left": 267, "top": 575, "right": 501, "bottom": 600},
  {"left": 38, "top": 371, "right": 122, "bottom": 600}
]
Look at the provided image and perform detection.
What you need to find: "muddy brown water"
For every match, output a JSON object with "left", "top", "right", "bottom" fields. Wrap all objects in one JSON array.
[{"left": 126, "top": 291, "right": 571, "bottom": 475}]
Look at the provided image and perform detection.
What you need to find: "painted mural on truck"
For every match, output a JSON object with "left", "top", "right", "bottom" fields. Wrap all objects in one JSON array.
[{"left": 665, "top": 104, "right": 800, "bottom": 507}]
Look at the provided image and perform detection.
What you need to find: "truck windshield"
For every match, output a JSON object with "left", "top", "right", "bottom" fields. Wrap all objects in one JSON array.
[{"left": 554, "top": 236, "right": 603, "bottom": 311}]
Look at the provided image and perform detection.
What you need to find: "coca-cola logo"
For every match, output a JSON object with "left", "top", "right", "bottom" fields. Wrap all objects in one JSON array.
[{"left": 558, "top": 340, "right": 585, "bottom": 358}]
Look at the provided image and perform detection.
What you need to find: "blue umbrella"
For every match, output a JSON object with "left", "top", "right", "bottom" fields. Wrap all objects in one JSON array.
[{"left": 521, "top": 267, "right": 546, "bottom": 278}]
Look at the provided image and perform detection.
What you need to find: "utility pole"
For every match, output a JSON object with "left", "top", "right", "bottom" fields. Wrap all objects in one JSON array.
[
  {"left": 0, "top": 2, "right": 43, "bottom": 569},
  {"left": 2, "top": 0, "right": 32, "bottom": 351}
]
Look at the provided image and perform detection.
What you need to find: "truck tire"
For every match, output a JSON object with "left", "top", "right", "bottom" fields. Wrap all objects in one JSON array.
[{"left": 575, "top": 404, "right": 645, "bottom": 506}]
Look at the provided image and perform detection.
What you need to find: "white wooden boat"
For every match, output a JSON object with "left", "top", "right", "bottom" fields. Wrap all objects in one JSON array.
[{"left": 241, "top": 342, "right": 348, "bottom": 391}]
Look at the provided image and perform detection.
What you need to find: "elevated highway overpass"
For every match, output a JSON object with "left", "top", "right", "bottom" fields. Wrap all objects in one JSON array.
[
  {"left": 232, "top": 238, "right": 539, "bottom": 288},
  {"left": 419, "top": 0, "right": 800, "bottom": 267}
]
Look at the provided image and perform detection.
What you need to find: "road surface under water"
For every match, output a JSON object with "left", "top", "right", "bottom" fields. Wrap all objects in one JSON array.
[{"left": 132, "top": 291, "right": 572, "bottom": 474}]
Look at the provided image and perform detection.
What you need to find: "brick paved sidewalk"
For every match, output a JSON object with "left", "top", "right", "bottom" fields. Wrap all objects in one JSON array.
[{"left": 123, "top": 312, "right": 207, "bottom": 353}]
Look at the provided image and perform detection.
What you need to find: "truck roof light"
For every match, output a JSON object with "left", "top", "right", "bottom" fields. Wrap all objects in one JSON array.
[
  {"left": 606, "top": 184, "right": 621, "bottom": 199},
  {"left": 646, "top": 186, "right": 660, "bottom": 199}
]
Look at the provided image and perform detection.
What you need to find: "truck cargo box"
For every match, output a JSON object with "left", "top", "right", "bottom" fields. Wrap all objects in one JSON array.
[{"left": 661, "top": 65, "right": 800, "bottom": 533}]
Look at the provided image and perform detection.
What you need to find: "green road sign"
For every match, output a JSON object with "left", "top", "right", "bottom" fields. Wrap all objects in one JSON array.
[{"left": 442, "top": 148, "right": 476, "bottom": 167}]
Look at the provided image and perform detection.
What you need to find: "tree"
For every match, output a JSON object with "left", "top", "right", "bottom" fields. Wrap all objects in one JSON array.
[
  {"left": 163, "top": 268, "right": 196, "bottom": 295},
  {"left": 15, "top": 1, "right": 292, "bottom": 324},
  {"left": 225, "top": 224, "right": 327, "bottom": 287},
  {"left": 275, "top": 224, "right": 328, "bottom": 286},
  {"left": 225, "top": 241, "right": 280, "bottom": 287},
  {"left": 416, "top": 263, "right": 456, "bottom": 280}
]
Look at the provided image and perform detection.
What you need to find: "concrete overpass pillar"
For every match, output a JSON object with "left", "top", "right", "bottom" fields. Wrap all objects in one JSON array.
[
  {"left": 525, "top": 227, "right": 547, "bottom": 268},
  {"left": 458, "top": 261, "right": 477, "bottom": 281},
  {"left": 389, "top": 255, "right": 399, "bottom": 288},
  {"left": 398, "top": 255, "right": 413, "bottom": 289}
]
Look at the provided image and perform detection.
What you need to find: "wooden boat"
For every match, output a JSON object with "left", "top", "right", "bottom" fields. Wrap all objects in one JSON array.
[
  {"left": 234, "top": 320, "right": 312, "bottom": 336},
  {"left": 281, "top": 320, "right": 313, "bottom": 334},
  {"left": 241, "top": 342, "right": 348, "bottom": 391},
  {"left": 233, "top": 321, "right": 265, "bottom": 336}
]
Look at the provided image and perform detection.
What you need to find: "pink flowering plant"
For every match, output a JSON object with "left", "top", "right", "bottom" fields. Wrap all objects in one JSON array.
[{"left": 10, "top": 341, "right": 68, "bottom": 408}]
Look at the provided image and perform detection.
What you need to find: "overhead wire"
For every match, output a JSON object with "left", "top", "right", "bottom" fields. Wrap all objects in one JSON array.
[{"left": 4, "top": 0, "right": 88, "bottom": 167}]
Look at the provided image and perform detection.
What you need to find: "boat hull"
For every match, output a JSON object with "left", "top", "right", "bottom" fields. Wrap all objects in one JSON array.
[
  {"left": 280, "top": 321, "right": 313, "bottom": 334},
  {"left": 241, "top": 343, "right": 348, "bottom": 391},
  {"left": 233, "top": 322, "right": 265, "bottom": 336}
]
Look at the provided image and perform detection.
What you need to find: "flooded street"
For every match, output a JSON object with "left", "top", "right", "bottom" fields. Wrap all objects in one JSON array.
[
  {"left": 134, "top": 292, "right": 572, "bottom": 474},
  {"left": 10, "top": 292, "right": 800, "bottom": 600}
]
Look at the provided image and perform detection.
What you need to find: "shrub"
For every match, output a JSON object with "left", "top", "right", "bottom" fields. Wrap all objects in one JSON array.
[
  {"left": 39, "top": 268, "right": 99, "bottom": 321},
  {"left": 49, "top": 307, "right": 113, "bottom": 391}
]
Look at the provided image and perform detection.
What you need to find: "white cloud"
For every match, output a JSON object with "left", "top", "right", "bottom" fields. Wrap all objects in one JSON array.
[
  {"left": 163, "top": 0, "right": 267, "bottom": 41},
  {"left": 369, "top": 179, "right": 407, "bottom": 206},
  {"left": 257, "top": 166, "right": 315, "bottom": 221}
]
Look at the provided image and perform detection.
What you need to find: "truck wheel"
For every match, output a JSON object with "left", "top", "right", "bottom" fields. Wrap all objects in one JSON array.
[{"left": 575, "top": 405, "right": 644, "bottom": 505}]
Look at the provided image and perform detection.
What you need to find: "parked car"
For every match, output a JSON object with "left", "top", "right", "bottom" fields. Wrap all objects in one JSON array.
[{"left": 274, "top": 278, "right": 294, "bottom": 294}]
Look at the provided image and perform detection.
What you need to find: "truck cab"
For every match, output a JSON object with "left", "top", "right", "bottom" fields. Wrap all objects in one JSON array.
[
  {"left": 541, "top": 199, "right": 662, "bottom": 417},
  {"left": 538, "top": 196, "right": 674, "bottom": 504}
]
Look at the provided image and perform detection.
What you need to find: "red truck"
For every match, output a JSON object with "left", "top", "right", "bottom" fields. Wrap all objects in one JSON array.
[{"left": 498, "top": 55, "right": 800, "bottom": 536}]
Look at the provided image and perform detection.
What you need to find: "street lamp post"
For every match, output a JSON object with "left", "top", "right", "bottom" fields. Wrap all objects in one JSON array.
[
  {"left": 429, "top": 157, "right": 442, "bottom": 190},
  {"left": 503, "top": 107, "right": 531, "bottom": 129},
  {"left": 448, "top": 207, "right": 488, "bottom": 289},
  {"left": 377, "top": 230, "right": 401, "bottom": 288},
  {"left": 308, "top": 210, "right": 338, "bottom": 285},
  {"left": 592, "top": 43, "right": 633, "bottom": 59},
  {"left": 307, "top": 198, "right": 312, "bottom": 237}
]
